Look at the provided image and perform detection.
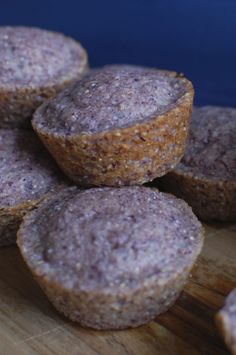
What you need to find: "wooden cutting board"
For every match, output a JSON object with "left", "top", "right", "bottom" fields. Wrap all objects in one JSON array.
[{"left": 0, "top": 223, "right": 235, "bottom": 355}]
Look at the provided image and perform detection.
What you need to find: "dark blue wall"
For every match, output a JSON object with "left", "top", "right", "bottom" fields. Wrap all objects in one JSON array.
[{"left": 1, "top": 0, "right": 236, "bottom": 106}]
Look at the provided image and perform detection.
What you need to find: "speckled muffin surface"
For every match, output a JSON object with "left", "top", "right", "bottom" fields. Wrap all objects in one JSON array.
[
  {"left": 158, "top": 106, "right": 236, "bottom": 221},
  {"left": 216, "top": 289, "right": 236, "bottom": 355},
  {"left": 18, "top": 186, "right": 203, "bottom": 329},
  {"left": 0, "top": 26, "right": 88, "bottom": 127},
  {"left": 0, "top": 128, "right": 67, "bottom": 246},
  {"left": 33, "top": 64, "right": 194, "bottom": 186}
]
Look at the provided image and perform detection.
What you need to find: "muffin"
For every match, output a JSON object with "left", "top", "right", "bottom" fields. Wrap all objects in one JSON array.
[
  {"left": 0, "top": 128, "right": 67, "bottom": 246},
  {"left": 0, "top": 26, "right": 88, "bottom": 127},
  {"left": 17, "top": 186, "right": 204, "bottom": 330},
  {"left": 216, "top": 289, "right": 236, "bottom": 354},
  {"left": 32, "top": 64, "right": 194, "bottom": 187},
  {"left": 158, "top": 106, "right": 236, "bottom": 222}
]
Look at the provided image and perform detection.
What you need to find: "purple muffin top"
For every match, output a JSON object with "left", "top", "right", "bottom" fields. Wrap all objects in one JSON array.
[
  {"left": 0, "top": 129, "right": 65, "bottom": 207},
  {"left": 33, "top": 65, "right": 190, "bottom": 135},
  {"left": 0, "top": 26, "right": 87, "bottom": 89},
  {"left": 19, "top": 186, "right": 203, "bottom": 293},
  {"left": 176, "top": 106, "right": 236, "bottom": 180}
]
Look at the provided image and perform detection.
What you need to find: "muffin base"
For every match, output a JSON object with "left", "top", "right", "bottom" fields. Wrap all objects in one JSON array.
[
  {"left": 22, "top": 261, "right": 201, "bottom": 330},
  {"left": 158, "top": 170, "right": 236, "bottom": 222},
  {"left": 17, "top": 222, "right": 203, "bottom": 329}
]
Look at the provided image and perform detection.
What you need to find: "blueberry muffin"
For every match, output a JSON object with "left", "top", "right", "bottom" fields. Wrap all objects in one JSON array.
[
  {"left": 158, "top": 106, "right": 236, "bottom": 221},
  {"left": 32, "top": 65, "right": 194, "bottom": 187},
  {"left": 216, "top": 289, "right": 236, "bottom": 354},
  {"left": 0, "top": 26, "right": 88, "bottom": 127},
  {"left": 0, "top": 128, "right": 67, "bottom": 246},
  {"left": 18, "top": 186, "right": 203, "bottom": 330}
]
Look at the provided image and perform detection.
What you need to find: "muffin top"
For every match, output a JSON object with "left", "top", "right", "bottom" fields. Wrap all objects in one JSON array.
[
  {"left": 177, "top": 106, "right": 236, "bottom": 180},
  {"left": 0, "top": 26, "right": 87, "bottom": 89},
  {"left": 19, "top": 186, "right": 203, "bottom": 293},
  {"left": 33, "top": 65, "right": 191, "bottom": 135},
  {"left": 0, "top": 129, "right": 66, "bottom": 208}
]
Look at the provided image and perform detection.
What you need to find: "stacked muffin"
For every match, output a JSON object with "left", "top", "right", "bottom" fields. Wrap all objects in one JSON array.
[
  {"left": 2, "top": 25, "right": 235, "bottom": 332},
  {"left": 216, "top": 289, "right": 236, "bottom": 355},
  {"left": 157, "top": 106, "right": 236, "bottom": 222},
  {"left": 0, "top": 26, "right": 88, "bottom": 246}
]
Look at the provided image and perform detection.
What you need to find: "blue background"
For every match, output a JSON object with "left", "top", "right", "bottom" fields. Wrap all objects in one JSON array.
[{"left": 1, "top": 0, "right": 236, "bottom": 106}]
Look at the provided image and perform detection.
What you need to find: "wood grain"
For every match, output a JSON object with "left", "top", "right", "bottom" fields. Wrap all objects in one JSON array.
[{"left": 0, "top": 223, "right": 235, "bottom": 355}]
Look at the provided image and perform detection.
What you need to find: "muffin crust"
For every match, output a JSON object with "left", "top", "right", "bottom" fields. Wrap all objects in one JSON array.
[
  {"left": 18, "top": 186, "right": 203, "bottom": 329},
  {"left": 33, "top": 65, "right": 194, "bottom": 186},
  {"left": 158, "top": 106, "right": 236, "bottom": 221},
  {"left": 0, "top": 128, "right": 67, "bottom": 246}
]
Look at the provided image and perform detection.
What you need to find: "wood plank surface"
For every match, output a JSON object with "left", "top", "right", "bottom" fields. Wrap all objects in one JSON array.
[{"left": 0, "top": 223, "right": 235, "bottom": 355}]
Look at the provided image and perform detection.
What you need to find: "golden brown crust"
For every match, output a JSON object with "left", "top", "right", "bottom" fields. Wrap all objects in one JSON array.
[
  {"left": 33, "top": 268, "right": 188, "bottom": 330},
  {"left": 17, "top": 242, "right": 203, "bottom": 330},
  {"left": 32, "top": 74, "right": 194, "bottom": 186},
  {"left": 158, "top": 170, "right": 236, "bottom": 222}
]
